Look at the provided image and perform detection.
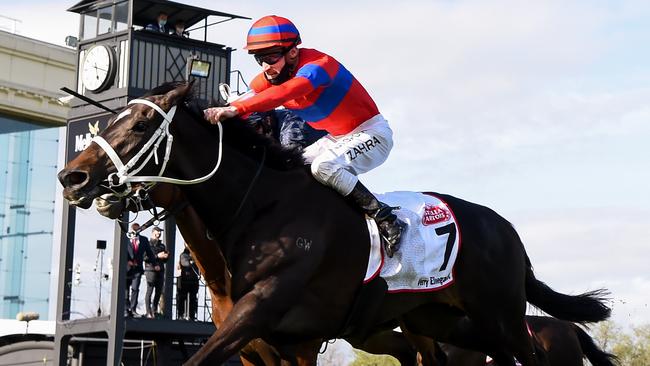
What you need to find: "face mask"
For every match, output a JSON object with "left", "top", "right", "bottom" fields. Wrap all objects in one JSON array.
[
  {"left": 176, "top": 27, "right": 184, "bottom": 34},
  {"left": 159, "top": 19, "right": 167, "bottom": 27}
]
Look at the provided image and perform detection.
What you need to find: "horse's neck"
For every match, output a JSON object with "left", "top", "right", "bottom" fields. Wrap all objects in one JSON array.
[{"left": 177, "top": 144, "right": 307, "bottom": 243}]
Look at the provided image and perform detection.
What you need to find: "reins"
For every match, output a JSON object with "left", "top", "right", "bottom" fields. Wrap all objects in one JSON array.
[{"left": 93, "top": 97, "right": 265, "bottom": 240}]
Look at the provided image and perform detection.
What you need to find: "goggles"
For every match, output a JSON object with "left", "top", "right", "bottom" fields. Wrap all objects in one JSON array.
[{"left": 254, "top": 48, "right": 289, "bottom": 66}]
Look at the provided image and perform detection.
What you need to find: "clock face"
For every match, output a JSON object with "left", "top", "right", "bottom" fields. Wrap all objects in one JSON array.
[{"left": 81, "top": 45, "right": 116, "bottom": 93}]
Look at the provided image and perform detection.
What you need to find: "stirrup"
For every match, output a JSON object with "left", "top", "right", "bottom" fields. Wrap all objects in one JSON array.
[
  {"left": 375, "top": 207, "right": 406, "bottom": 258},
  {"left": 382, "top": 220, "right": 407, "bottom": 257}
]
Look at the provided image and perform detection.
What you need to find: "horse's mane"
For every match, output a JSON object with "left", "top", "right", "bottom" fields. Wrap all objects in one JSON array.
[{"left": 147, "top": 82, "right": 305, "bottom": 171}]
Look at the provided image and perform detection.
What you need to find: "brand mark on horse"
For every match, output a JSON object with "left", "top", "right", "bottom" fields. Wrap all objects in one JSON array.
[{"left": 296, "top": 237, "right": 312, "bottom": 251}]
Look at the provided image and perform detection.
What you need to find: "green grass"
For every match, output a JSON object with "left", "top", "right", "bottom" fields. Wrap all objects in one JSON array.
[{"left": 350, "top": 349, "right": 400, "bottom": 366}]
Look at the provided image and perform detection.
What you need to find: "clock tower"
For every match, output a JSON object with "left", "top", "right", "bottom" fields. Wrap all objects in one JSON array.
[{"left": 65, "top": 0, "right": 249, "bottom": 162}]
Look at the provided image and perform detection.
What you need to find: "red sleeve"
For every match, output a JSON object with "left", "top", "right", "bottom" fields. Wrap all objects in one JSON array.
[
  {"left": 232, "top": 76, "right": 315, "bottom": 115},
  {"left": 250, "top": 73, "right": 271, "bottom": 93}
]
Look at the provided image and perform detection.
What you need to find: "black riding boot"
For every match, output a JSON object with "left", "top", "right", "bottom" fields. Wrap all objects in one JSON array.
[{"left": 347, "top": 181, "right": 407, "bottom": 257}]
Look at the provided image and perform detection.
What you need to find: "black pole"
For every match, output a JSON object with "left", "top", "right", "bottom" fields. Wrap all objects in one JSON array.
[
  {"left": 97, "top": 248, "right": 104, "bottom": 317},
  {"left": 60, "top": 87, "right": 118, "bottom": 115}
]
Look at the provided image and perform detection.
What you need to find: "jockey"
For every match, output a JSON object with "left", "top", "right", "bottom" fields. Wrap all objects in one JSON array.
[{"left": 204, "top": 15, "right": 406, "bottom": 257}]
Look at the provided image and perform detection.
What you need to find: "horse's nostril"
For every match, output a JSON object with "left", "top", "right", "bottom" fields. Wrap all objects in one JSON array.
[{"left": 58, "top": 169, "right": 89, "bottom": 188}]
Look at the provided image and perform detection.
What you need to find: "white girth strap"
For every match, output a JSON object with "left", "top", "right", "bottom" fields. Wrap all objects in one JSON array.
[{"left": 91, "top": 98, "right": 224, "bottom": 187}]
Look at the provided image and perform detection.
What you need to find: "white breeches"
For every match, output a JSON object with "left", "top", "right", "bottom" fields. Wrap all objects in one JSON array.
[{"left": 302, "top": 114, "right": 393, "bottom": 196}]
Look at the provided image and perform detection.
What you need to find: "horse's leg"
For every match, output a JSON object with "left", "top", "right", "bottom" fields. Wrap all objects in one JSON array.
[
  {"left": 204, "top": 292, "right": 279, "bottom": 366},
  {"left": 442, "top": 320, "right": 517, "bottom": 366},
  {"left": 295, "top": 342, "right": 319, "bottom": 366},
  {"left": 400, "top": 307, "right": 517, "bottom": 366},
  {"left": 183, "top": 274, "right": 303, "bottom": 366},
  {"left": 491, "top": 314, "right": 548, "bottom": 366},
  {"left": 439, "top": 342, "right": 488, "bottom": 366},
  {"left": 398, "top": 326, "right": 441, "bottom": 366},
  {"left": 239, "top": 339, "right": 283, "bottom": 366},
  {"left": 448, "top": 313, "right": 527, "bottom": 366}
]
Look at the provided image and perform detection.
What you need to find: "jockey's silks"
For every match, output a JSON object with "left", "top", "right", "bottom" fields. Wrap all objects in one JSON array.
[{"left": 232, "top": 48, "right": 379, "bottom": 136}]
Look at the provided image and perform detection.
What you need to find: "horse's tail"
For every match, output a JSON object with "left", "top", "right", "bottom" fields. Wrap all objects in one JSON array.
[
  {"left": 571, "top": 323, "right": 619, "bottom": 366},
  {"left": 524, "top": 256, "right": 611, "bottom": 323}
]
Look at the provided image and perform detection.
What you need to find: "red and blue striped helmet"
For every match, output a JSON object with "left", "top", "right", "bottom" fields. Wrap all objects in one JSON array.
[{"left": 245, "top": 15, "right": 301, "bottom": 53}]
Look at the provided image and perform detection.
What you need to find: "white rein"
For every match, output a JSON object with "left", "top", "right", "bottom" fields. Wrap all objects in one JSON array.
[{"left": 91, "top": 98, "right": 223, "bottom": 193}]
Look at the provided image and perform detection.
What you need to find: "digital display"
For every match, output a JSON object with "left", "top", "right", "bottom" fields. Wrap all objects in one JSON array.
[{"left": 190, "top": 60, "right": 211, "bottom": 78}]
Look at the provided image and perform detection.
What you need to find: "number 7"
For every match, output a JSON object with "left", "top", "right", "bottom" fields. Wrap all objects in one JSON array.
[{"left": 435, "top": 222, "right": 457, "bottom": 271}]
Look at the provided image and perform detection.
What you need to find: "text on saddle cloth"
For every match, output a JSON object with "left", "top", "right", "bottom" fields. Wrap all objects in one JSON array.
[{"left": 364, "top": 191, "right": 461, "bottom": 293}]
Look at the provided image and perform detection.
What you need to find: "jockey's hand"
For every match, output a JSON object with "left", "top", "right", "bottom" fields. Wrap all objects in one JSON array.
[{"left": 204, "top": 106, "right": 239, "bottom": 124}]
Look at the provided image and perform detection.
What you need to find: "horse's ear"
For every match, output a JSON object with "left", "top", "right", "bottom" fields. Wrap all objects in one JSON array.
[{"left": 163, "top": 81, "right": 195, "bottom": 108}]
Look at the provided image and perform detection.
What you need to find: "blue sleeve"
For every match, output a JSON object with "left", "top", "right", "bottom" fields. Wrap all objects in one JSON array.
[{"left": 296, "top": 64, "right": 331, "bottom": 89}]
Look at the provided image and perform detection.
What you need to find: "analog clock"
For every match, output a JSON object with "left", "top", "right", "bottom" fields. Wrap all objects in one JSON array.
[{"left": 81, "top": 45, "right": 116, "bottom": 93}]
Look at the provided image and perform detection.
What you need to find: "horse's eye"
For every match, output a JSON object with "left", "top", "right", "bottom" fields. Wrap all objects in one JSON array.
[{"left": 132, "top": 121, "right": 148, "bottom": 133}]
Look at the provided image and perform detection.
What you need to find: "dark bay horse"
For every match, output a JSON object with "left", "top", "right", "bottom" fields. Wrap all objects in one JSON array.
[
  {"left": 437, "top": 315, "right": 618, "bottom": 366},
  {"left": 58, "top": 82, "right": 611, "bottom": 365}
]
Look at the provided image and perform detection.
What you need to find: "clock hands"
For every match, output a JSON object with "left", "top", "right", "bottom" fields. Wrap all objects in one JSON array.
[{"left": 93, "top": 63, "right": 108, "bottom": 73}]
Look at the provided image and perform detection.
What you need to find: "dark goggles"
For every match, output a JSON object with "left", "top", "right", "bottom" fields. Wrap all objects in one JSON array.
[{"left": 254, "top": 48, "right": 289, "bottom": 66}]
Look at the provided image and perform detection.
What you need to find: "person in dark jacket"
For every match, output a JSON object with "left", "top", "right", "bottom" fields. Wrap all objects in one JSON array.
[
  {"left": 144, "top": 226, "right": 169, "bottom": 318},
  {"left": 176, "top": 245, "right": 199, "bottom": 320},
  {"left": 125, "top": 223, "right": 155, "bottom": 317},
  {"left": 172, "top": 19, "right": 188, "bottom": 37},
  {"left": 145, "top": 11, "right": 169, "bottom": 34}
]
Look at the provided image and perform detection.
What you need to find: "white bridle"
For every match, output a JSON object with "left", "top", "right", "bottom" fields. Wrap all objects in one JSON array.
[{"left": 91, "top": 98, "right": 224, "bottom": 193}]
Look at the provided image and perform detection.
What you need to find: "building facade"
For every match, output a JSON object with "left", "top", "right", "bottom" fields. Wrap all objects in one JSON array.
[{"left": 0, "top": 30, "right": 75, "bottom": 319}]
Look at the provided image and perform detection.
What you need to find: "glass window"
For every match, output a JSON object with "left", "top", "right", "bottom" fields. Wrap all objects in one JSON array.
[
  {"left": 98, "top": 6, "right": 112, "bottom": 35},
  {"left": 114, "top": 2, "right": 129, "bottom": 32},
  {"left": 82, "top": 11, "right": 97, "bottom": 40},
  {"left": 0, "top": 115, "right": 59, "bottom": 319}
]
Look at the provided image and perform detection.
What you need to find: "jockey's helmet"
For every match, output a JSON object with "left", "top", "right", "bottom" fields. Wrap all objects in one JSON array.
[{"left": 244, "top": 15, "right": 301, "bottom": 53}]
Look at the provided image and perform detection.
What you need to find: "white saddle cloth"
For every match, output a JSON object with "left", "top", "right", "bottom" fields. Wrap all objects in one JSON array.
[{"left": 364, "top": 191, "right": 461, "bottom": 292}]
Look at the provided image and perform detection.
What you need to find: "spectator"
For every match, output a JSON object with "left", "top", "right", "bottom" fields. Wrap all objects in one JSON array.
[
  {"left": 172, "top": 20, "right": 188, "bottom": 37},
  {"left": 176, "top": 245, "right": 199, "bottom": 320},
  {"left": 125, "top": 223, "right": 155, "bottom": 317},
  {"left": 145, "top": 11, "right": 169, "bottom": 34},
  {"left": 144, "top": 226, "right": 169, "bottom": 318}
]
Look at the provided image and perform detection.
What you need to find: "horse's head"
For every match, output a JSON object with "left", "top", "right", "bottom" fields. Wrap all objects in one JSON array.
[{"left": 58, "top": 82, "right": 194, "bottom": 210}]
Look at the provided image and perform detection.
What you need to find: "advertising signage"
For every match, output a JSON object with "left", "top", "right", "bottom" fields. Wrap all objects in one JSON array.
[{"left": 65, "top": 113, "right": 113, "bottom": 162}]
